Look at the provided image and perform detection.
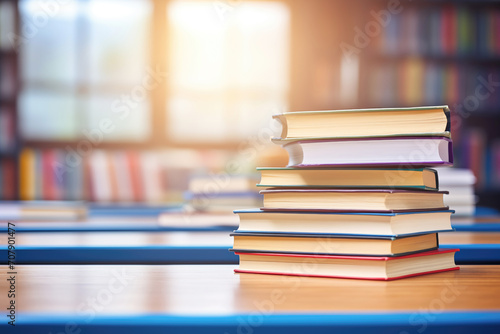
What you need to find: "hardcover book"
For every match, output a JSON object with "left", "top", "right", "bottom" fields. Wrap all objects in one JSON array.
[
  {"left": 276, "top": 136, "right": 453, "bottom": 167},
  {"left": 231, "top": 231, "right": 439, "bottom": 257},
  {"left": 260, "top": 189, "right": 449, "bottom": 212},
  {"left": 233, "top": 209, "right": 453, "bottom": 236},
  {"left": 234, "top": 248, "right": 459, "bottom": 280},
  {"left": 257, "top": 167, "right": 439, "bottom": 190},
  {"left": 273, "top": 105, "right": 450, "bottom": 140}
]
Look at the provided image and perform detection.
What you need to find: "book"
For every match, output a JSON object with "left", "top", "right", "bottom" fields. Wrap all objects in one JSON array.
[
  {"left": 112, "top": 151, "right": 134, "bottom": 202},
  {"left": 434, "top": 167, "right": 476, "bottom": 186},
  {"left": 231, "top": 232, "right": 439, "bottom": 257},
  {"left": 0, "top": 158, "right": 16, "bottom": 200},
  {"left": 434, "top": 167, "right": 476, "bottom": 216},
  {"left": 260, "top": 189, "right": 448, "bottom": 212},
  {"left": 234, "top": 248, "right": 459, "bottom": 280},
  {"left": 140, "top": 151, "right": 164, "bottom": 203},
  {"left": 186, "top": 191, "right": 262, "bottom": 212},
  {"left": 233, "top": 209, "right": 453, "bottom": 236},
  {"left": 257, "top": 167, "right": 439, "bottom": 190},
  {"left": 19, "top": 148, "right": 36, "bottom": 201},
  {"left": 273, "top": 106, "right": 450, "bottom": 140},
  {"left": 0, "top": 201, "right": 87, "bottom": 221},
  {"left": 127, "top": 150, "right": 144, "bottom": 202},
  {"left": 0, "top": 110, "right": 15, "bottom": 152},
  {"left": 158, "top": 211, "right": 239, "bottom": 227},
  {"left": 89, "top": 150, "right": 113, "bottom": 202},
  {"left": 277, "top": 136, "right": 453, "bottom": 167},
  {"left": 188, "top": 174, "right": 260, "bottom": 193},
  {"left": 446, "top": 204, "right": 475, "bottom": 217}
]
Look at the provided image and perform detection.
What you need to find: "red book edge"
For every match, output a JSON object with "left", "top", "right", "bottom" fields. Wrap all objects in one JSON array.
[
  {"left": 108, "top": 151, "right": 119, "bottom": 202},
  {"left": 127, "top": 151, "right": 144, "bottom": 202},
  {"left": 234, "top": 266, "right": 460, "bottom": 281},
  {"left": 234, "top": 248, "right": 459, "bottom": 261},
  {"left": 442, "top": 6, "right": 453, "bottom": 54},
  {"left": 2, "top": 159, "right": 16, "bottom": 200}
]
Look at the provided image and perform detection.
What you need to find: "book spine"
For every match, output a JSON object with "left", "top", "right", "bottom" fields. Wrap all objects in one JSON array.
[
  {"left": 19, "top": 148, "right": 35, "bottom": 201},
  {"left": 128, "top": 151, "right": 143, "bottom": 202},
  {"left": 42, "top": 150, "right": 56, "bottom": 200}
]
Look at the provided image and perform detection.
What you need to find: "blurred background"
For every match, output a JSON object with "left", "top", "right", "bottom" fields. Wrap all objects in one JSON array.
[{"left": 0, "top": 0, "right": 499, "bottom": 210}]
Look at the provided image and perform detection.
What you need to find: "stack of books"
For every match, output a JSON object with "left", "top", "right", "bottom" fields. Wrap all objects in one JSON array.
[
  {"left": 434, "top": 167, "right": 476, "bottom": 216},
  {"left": 185, "top": 174, "right": 262, "bottom": 212},
  {"left": 231, "top": 106, "right": 459, "bottom": 280},
  {"left": 158, "top": 174, "right": 261, "bottom": 228},
  {"left": 0, "top": 201, "right": 87, "bottom": 221}
]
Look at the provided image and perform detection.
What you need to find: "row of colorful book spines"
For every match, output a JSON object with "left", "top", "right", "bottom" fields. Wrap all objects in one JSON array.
[
  {"left": 19, "top": 148, "right": 84, "bottom": 201},
  {"left": 454, "top": 131, "right": 500, "bottom": 190},
  {"left": 379, "top": 6, "right": 500, "bottom": 57},
  {"left": 15, "top": 148, "right": 193, "bottom": 203},
  {"left": 366, "top": 61, "right": 500, "bottom": 109}
]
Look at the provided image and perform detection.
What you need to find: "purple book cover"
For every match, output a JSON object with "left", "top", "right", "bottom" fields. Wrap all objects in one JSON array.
[
  {"left": 260, "top": 189, "right": 449, "bottom": 194},
  {"left": 284, "top": 136, "right": 453, "bottom": 168}
]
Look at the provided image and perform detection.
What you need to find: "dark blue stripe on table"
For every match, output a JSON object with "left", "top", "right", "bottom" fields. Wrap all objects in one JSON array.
[
  {"left": 1, "top": 244, "right": 499, "bottom": 265},
  {"left": 2, "top": 312, "right": 499, "bottom": 334},
  {"left": 442, "top": 244, "right": 500, "bottom": 265},
  {"left": 453, "top": 224, "right": 500, "bottom": 232},
  {"left": 0, "top": 246, "right": 237, "bottom": 264}
]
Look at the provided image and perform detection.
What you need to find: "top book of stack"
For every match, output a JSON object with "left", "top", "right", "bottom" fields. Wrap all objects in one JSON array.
[{"left": 273, "top": 105, "right": 450, "bottom": 141}]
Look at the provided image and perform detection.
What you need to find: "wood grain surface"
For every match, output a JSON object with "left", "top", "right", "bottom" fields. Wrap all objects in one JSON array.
[{"left": 0, "top": 265, "right": 499, "bottom": 314}]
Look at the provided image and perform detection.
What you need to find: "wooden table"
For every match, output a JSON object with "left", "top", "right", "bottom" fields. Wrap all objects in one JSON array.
[
  {"left": 0, "top": 264, "right": 499, "bottom": 333},
  {"left": 440, "top": 232, "right": 500, "bottom": 244}
]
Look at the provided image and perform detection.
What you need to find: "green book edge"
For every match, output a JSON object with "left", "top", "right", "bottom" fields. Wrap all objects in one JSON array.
[
  {"left": 272, "top": 105, "right": 450, "bottom": 117},
  {"left": 271, "top": 132, "right": 451, "bottom": 144}
]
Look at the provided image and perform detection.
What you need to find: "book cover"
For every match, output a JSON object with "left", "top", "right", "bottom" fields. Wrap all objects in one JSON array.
[
  {"left": 234, "top": 249, "right": 460, "bottom": 281},
  {"left": 256, "top": 167, "right": 440, "bottom": 190}
]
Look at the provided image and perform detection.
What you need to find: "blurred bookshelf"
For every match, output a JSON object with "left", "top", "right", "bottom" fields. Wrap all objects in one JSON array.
[
  {"left": 356, "top": 1, "right": 500, "bottom": 210},
  {"left": 2, "top": 0, "right": 499, "bottom": 210},
  {"left": 0, "top": 0, "right": 19, "bottom": 201},
  {"left": 0, "top": 0, "right": 289, "bottom": 203}
]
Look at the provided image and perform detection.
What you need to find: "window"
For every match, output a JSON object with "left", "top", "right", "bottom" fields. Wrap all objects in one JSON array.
[
  {"left": 167, "top": 1, "right": 290, "bottom": 143},
  {"left": 18, "top": 0, "right": 290, "bottom": 146},
  {"left": 19, "top": 0, "right": 152, "bottom": 142}
]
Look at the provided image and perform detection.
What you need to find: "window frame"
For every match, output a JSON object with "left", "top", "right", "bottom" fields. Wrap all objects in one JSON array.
[{"left": 18, "top": 0, "right": 290, "bottom": 151}]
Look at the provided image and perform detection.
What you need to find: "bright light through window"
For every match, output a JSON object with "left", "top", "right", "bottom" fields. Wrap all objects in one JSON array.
[{"left": 167, "top": 1, "right": 290, "bottom": 143}]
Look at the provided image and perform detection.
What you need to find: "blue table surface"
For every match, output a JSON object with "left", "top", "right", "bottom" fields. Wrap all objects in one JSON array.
[
  {"left": 1, "top": 312, "right": 499, "bottom": 334},
  {"left": 0, "top": 206, "right": 498, "bottom": 233},
  {"left": 0, "top": 244, "right": 498, "bottom": 265},
  {"left": 0, "top": 205, "right": 499, "bottom": 265}
]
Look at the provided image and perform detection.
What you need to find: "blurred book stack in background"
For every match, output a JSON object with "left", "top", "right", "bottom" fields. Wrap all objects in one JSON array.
[
  {"left": 158, "top": 174, "right": 261, "bottom": 228},
  {"left": 186, "top": 174, "right": 261, "bottom": 212},
  {"left": 435, "top": 167, "right": 477, "bottom": 216},
  {"left": 0, "top": 201, "right": 87, "bottom": 222}
]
